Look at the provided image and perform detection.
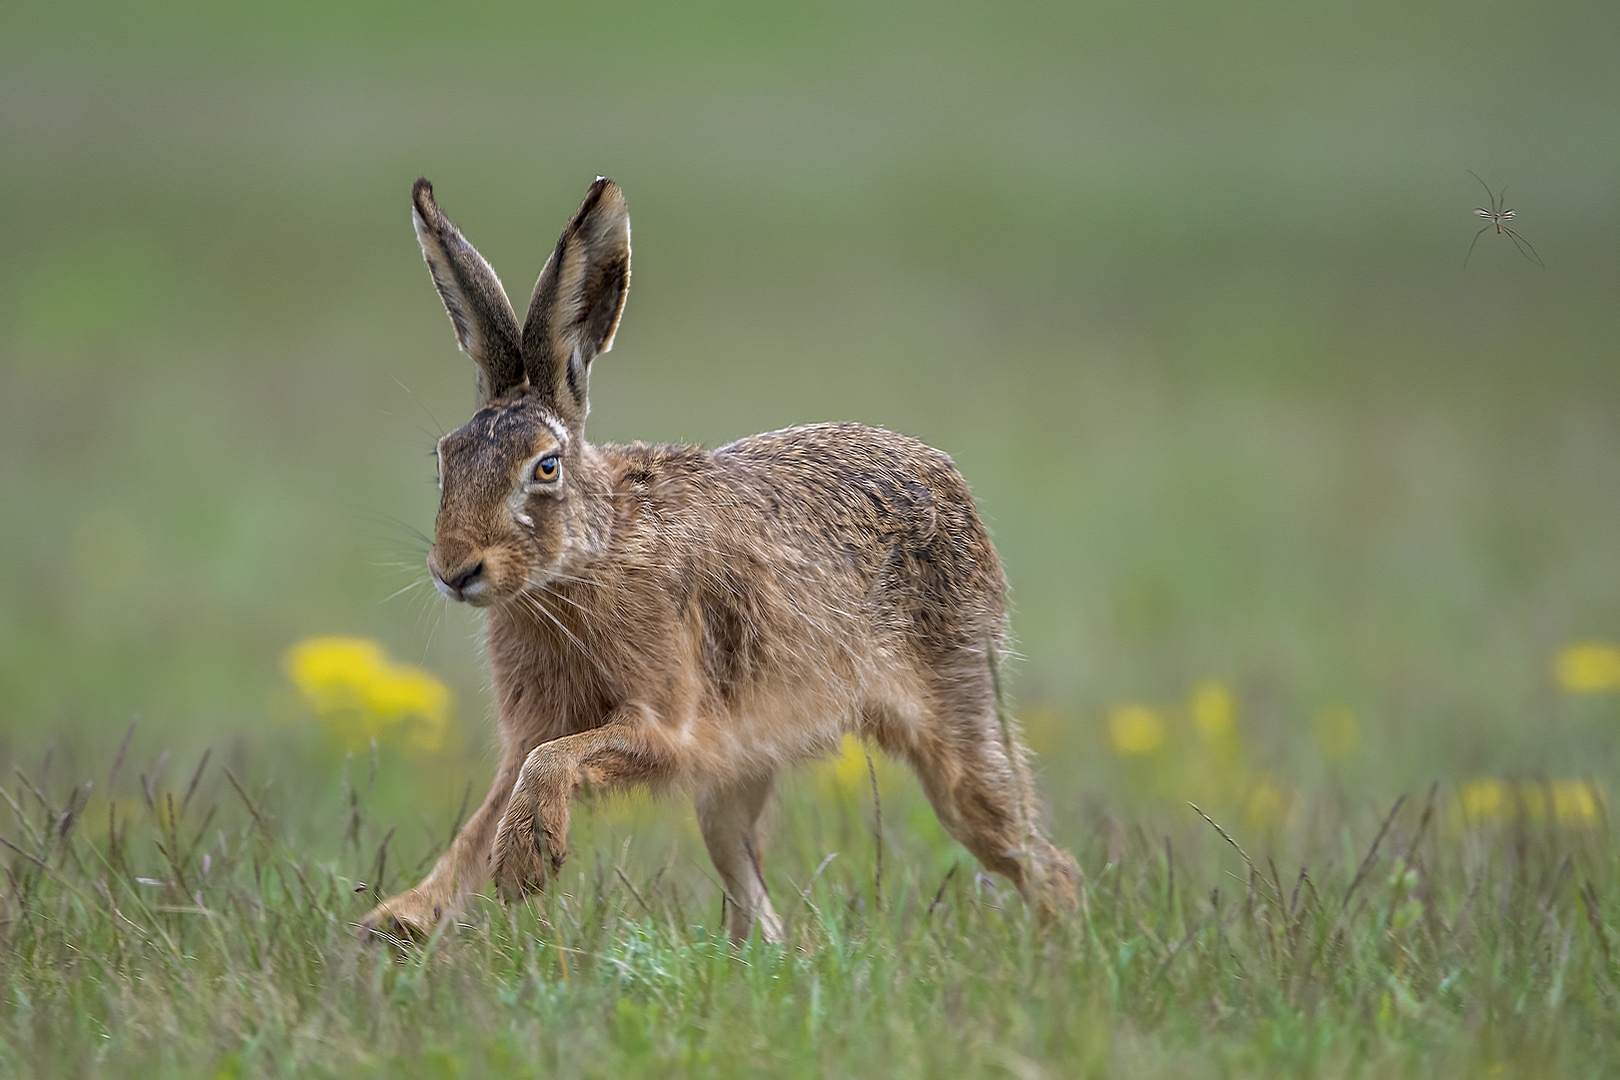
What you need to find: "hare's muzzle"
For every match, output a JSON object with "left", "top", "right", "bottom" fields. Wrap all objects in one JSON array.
[{"left": 429, "top": 550, "right": 489, "bottom": 605}]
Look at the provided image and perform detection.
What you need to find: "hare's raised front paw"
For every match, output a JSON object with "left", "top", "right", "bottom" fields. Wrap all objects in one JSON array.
[
  {"left": 490, "top": 816, "right": 558, "bottom": 903},
  {"left": 357, "top": 891, "right": 447, "bottom": 946}
]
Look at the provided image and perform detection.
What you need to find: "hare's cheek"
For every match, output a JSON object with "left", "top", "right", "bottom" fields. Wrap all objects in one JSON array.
[
  {"left": 510, "top": 484, "right": 565, "bottom": 532},
  {"left": 527, "top": 524, "right": 566, "bottom": 569},
  {"left": 507, "top": 487, "right": 537, "bottom": 531}
]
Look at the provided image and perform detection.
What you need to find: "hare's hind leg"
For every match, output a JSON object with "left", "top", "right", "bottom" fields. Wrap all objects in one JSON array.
[
  {"left": 880, "top": 670, "right": 1077, "bottom": 918},
  {"left": 695, "top": 773, "right": 784, "bottom": 944}
]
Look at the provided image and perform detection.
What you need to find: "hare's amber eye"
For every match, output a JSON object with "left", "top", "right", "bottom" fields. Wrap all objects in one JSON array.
[{"left": 533, "top": 455, "right": 561, "bottom": 483}]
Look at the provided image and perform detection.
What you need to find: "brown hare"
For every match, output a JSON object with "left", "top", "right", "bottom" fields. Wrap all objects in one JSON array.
[{"left": 360, "top": 176, "right": 1077, "bottom": 944}]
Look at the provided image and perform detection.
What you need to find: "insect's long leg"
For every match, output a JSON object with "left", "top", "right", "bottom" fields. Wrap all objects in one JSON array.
[
  {"left": 1502, "top": 227, "right": 1545, "bottom": 267},
  {"left": 1468, "top": 169, "right": 1497, "bottom": 207},
  {"left": 1464, "top": 223, "right": 1491, "bottom": 267}
]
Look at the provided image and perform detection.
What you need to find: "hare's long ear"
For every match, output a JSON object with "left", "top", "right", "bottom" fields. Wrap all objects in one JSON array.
[
  {"left": 412, "top": 178, "right": 526, "bottom": 402},
  {"left": 521, "top": 178, "right": 630, "bottom": 427}
]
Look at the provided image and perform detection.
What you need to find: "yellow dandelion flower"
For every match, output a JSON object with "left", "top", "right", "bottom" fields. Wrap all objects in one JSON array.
[
  {"left": 811, "top": 734, "right": 864, "bottom": 797},
  {"left": 1548, "top": 780, "right": 1600, "bottom": 822},
  {"left": 830, "top": 734, "right": 871, "bottom": 790},
  {"left": 1242, "top": 776, "right": 1294, "bottom": 831},
  {"left": 284, "top": 636, "right": 450, "bottom": 754},
  {"left": 1453, "top": 779, "right": 1603, "bottom": 829},
  {"left": 1312, "top": 705, "right": 1360, "bottom": 760},
  {"left": 1457, "top": 779, "right": 1507, "bottom": 822},
  {"left": 1550, "top": 780, "right": 1601, "bottom": 824},
  {"left": 1108, "top": 705, "right": 1166, "bottom": 757},
  {"left": 286, "top": 636, "right": 387, "bottom": 715},
  {"left": 1190, "top": 682, "right": 1235, "bottom": 743},
  {"left": 1514, "top": 780, "right": 1603, "bottom": 825},
  {"left": 813, "top": 734, "right": 903, "bottom": 800},
  {"left": 1555, "top": 642, "right": 1620, "bottom": 693}
]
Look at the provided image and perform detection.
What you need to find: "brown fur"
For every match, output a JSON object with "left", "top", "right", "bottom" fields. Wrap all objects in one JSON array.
[{"left": 360, "top": 178, "right": 1077, "bottom": 944}]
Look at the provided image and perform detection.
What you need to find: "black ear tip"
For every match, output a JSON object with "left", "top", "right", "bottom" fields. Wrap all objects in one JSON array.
[
  {"left": 578, "top": 177, "right": 626, "bottom": 223},
  {"left": 413, "top": 177, "right": 437, "bottom": 214}
]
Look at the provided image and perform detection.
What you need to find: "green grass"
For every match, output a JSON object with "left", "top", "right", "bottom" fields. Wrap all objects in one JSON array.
[
  {"left": 3, "top": 741, "right": 1619, "bottom": 1078},
  {"left": 3, "top": 0, "right": 1620, "bottom": 1074}
]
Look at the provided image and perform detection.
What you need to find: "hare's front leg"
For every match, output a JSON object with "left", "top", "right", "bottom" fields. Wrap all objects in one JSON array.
[
  {"left": 358, "top": 750, "right": 525, "bottom": 942},
  {"left": 491, "top": 716, "right": 674, "bottom": 901}
]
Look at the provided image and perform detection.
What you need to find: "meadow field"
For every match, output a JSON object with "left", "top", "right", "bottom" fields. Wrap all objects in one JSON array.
[{"left": 2, "top": 0, "right": 1619, "bottom": 1075}]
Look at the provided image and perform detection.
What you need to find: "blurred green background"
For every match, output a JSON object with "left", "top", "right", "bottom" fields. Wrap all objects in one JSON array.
[{"left": 1, "top": 0, "right": 1617, "bottom": 838}]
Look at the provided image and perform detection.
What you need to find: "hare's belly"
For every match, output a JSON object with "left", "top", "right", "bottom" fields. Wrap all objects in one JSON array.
[{"left": 672, "top": 649, "right": 931, "bottom": 780}]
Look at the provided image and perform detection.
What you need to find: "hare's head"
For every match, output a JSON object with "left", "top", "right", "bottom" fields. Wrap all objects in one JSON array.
[{"left": 412, "top": 177, "right": 630, "bottom": 606}]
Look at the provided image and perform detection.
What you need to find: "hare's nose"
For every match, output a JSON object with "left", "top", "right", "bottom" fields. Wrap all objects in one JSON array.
[
  {"left": 444, "top": 560, "right": 485, "bottom": 592},
  {"left": 433, "top": 557, "right": 486, "bottom": 600}
]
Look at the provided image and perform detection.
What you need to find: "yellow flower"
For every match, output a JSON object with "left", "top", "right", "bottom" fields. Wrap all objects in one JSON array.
[
  {"left": 1108, "top": 705, "right": 1166, "bottom": 757},
  {"left": 1514, "top": 781, "right": 1603, "bottom": 824},
  {"left": 1312, "top": 705, "right": 1360, "bottom": 759},
  {"left": 1242, "top": 776, "right": 1294, "bottom": 831},
  {"left": 1190, "top": 682, "right": 1234, "bottom": 743},
  {"left": 1457, "top": 779, "right": 1506, "bottom": 821},
  {"left": 1453, "top": 778, "right": 1603, "bottom": 828},
  {"left": 813, "top": 734, "right": 903, "bottom": 801},
  {"left": 284, "top": 636, "right": 450, "bottom": 754},
  {"left": 827, "top": 734, "right": 871, "bottom": 790},
  {"left": 1549, "top": 780, "right": 1601, "bottom": 824},
  {"left": 1555, "top": 642, "right": 1620, "bottom": 693}
]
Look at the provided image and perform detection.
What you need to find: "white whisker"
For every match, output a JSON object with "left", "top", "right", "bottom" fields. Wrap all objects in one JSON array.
[
  {"left": 381, "top": 578, "right": 431, "bottom": 604},
  {"left": 535, "top": 584, "right": 592, "bottom": 617},
  {"left": 515, "top": 591, "right": 603, "bottom": 680}
]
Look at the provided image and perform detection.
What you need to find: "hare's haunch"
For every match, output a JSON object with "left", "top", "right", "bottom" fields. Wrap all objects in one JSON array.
[{"left": 360, "top": 177, "right": 1076, "bottom": 944}]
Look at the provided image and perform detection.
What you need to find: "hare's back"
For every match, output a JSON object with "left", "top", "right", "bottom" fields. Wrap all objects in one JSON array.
[
  {"left": 718, "top": 422, "right": 965, "bottom": 497},
  {"left": 715, "top": 422, "right": 1007, "bottom": 617}
]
